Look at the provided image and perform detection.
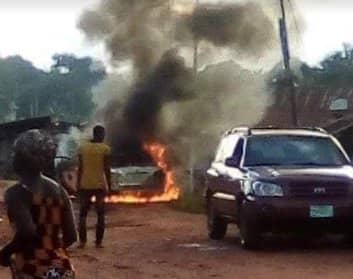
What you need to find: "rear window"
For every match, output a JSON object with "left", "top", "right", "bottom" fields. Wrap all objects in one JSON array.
[{"left": 244, "top": 135, "right": 348, "bottom": 167}]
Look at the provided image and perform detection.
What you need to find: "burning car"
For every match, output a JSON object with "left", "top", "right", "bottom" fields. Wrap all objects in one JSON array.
[
  {"left": 104, "top": 142, "right": 180, "bottom": 203},
  {"left": 110, "top": 165, "right": 165, "bottom": 193},
  {"left": 57, "top": 163, "right": 165, "bottom": 198},
  {"left": 56, "top": 142, "right": 180, "bottom": 204}
]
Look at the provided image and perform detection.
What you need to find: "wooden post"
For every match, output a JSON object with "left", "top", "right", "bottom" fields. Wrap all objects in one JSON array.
[{"left": 279, "top": 0, "right": 298, "bottom": 127}]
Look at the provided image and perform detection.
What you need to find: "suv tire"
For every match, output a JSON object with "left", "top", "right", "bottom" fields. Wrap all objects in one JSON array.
[
  {"left": 207, "top": 202, "right": 227, "bottom": 240},
  {"left": 239, "top": 216, "right": 261, "bottom": 250}
]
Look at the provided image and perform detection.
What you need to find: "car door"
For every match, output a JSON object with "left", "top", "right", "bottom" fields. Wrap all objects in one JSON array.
[
  {"left": 205, "top": 137, "right": 228, "bottom": 205},
  {"left": 206, "top": 135, "right": 244, "bottom": 219}
]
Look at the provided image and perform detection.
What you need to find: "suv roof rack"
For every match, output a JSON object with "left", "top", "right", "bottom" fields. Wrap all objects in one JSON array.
[
  {"left": 304, "top": 127, "right": 328, "bottom": 134},
  {"left": 223, "top": 127, "right": 251, "bottom": 137},
  {"left": 253, "top": 126, "right": 328, "bottom": 133},
  {"left": 223, "top": 126, "right": 328, "bottom": 137}
]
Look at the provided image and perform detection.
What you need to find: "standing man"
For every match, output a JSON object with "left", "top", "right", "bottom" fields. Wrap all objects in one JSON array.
[{"left": 77, "top": 125, "right": 111, "bottom": 248}]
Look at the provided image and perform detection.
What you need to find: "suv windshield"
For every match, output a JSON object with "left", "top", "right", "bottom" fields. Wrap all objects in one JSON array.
[{"left": 244, "top": 135, "right": 348, "bottom": 167}]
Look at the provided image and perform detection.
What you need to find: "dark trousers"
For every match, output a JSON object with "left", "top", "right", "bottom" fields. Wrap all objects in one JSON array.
[{"left": 78, "top": 190, "right": 106, "bottom": 244}]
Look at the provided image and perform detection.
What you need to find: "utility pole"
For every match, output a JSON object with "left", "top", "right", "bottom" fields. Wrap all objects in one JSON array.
[
  {"left": 190, "top": 0, "right": 200, "bottom": 193},
  {"left": 168, "top": 0, "right": 174, "bottom": 45},
  {"left": 279, "top": 0, "right": 298, "bottom": 126},
  {"left": 193, "top": 0, "right": 199, "bottom": 76},
  {"left": 193, "top": 40, "right": 199, "bottom": 77}
]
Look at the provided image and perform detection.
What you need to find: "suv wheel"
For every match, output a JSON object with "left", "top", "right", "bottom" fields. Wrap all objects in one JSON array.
[
  {"left": 239, "top": 216, "right": 261, "bottom": 250},
  {"left": 207, "top": 202, "right": 227, "bottom": 240}
]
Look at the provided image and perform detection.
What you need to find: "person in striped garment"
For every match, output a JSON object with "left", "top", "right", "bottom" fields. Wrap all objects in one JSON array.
[{"left": 0, "top": 130, "right": 77, "bottom": 279}]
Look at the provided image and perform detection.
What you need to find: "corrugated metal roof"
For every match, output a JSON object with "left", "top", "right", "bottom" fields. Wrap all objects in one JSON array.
[{"left": 0, "top": 116, "right": 79, "bottom": 139}]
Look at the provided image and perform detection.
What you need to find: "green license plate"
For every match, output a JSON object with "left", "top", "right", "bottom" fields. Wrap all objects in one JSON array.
[{"left": 310, "top": 205, "right": 334, "bottom": 218}]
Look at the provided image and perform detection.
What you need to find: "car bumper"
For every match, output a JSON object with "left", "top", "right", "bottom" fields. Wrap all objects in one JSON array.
[{"left": 242, "top": 197, "right": 353, "bottom": 233}]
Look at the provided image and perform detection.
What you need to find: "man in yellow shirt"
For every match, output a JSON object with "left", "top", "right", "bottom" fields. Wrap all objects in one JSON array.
[{"left": 77, "top": 125, "right": 111, "bottom": 248}]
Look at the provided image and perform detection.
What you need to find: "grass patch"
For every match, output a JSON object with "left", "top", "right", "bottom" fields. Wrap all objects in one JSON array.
[{"left": 170, "top": 191, "right": 206, "bottom": 214}]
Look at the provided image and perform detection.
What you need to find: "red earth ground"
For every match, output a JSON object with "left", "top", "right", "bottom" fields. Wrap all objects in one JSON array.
[{"left": 0, "top": 201, "right": 353, "bottom": 279}]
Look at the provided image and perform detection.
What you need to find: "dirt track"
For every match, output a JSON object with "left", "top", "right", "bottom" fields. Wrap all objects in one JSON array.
[{"left": 1, "top": 203, "right": 353, "bottom": 279}]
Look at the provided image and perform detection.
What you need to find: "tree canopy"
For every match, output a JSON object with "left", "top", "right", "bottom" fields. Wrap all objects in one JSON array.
[
  {"left": 300, "top": 48, "right": 353, "bottom": 88},
  {"left": 1, "top": 47, "right": 353, "bottom": 124},
  {"left": 0, "top": 54, "right": 106, "bottom": 123},
  {"left": 271, "top": 46, "right": 353, "bottom": 89}
]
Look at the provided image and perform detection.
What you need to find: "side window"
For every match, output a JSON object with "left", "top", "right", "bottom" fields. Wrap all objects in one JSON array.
[
  {"left": 214, "top": 135, "right": 239, "bottom": 163},
  {"left": 232, "top": 138, "right": 245, "bottom": 164},
  {"left": 214, "top": 139, "right": 227, "bottom": 163}
]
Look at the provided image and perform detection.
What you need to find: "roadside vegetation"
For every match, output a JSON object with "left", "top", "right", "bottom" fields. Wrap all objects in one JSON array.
[{"left": 170, "top": 190, "right": 205, "bottom": 214}]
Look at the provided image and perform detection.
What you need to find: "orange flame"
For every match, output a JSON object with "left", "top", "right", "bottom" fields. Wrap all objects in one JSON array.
[{"left": 104, "top": 142, "right": 180, "bottom": 204}]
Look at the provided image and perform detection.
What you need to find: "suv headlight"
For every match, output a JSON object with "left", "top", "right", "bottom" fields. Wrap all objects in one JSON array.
[{"left": 252, "top": 181, "right": 284, "bottom": 197}]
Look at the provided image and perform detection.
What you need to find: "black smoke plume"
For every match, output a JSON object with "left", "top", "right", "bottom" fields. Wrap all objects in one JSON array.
[
  {"left": 104, "top": 50, "right": 193, "bottom": 166},
  {"left": 187, "top": 3, "right": 275, "bottom": 57},
  {"left": 79, "top": 0, "right": 275, "bottom": 167}
]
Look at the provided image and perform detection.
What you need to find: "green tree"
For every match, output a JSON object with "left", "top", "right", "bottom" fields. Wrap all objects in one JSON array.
[
  {"left": 0, "top": 54, "right": 106, "bottom": 123},
  {"left": 0, "top": 56, "right": 44, "bottom": 121},
  {"left": 44, "top": 54, "right": 106, "bottom": 123},
  {"left": 300, "top": 49, "right": 353, "bottom": 88},
  {"left": 270, "top": 46, "right": 353, "bottom": 89}
]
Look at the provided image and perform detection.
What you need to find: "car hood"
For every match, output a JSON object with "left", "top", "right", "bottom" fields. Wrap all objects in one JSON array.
[{"left": 245, "top": 165, "right": 353, "bottom": 181}]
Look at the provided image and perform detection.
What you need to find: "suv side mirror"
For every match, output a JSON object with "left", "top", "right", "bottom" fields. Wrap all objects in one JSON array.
[{"left": 225, "top": 157, "right": 240, "bottom": 168}]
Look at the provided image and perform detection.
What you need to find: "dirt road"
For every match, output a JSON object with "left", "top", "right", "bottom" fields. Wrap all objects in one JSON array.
[{"left": 0, "top": 204, "right": 353, "bottom": 279}]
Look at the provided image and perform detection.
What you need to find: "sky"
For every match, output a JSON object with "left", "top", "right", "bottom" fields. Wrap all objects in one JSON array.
[
  {"left": 1, "top": 0, "right": 353, "bottom": 70},
  {"left": 0, "top": 0, "right": 106, "bottom": 70},
  {"left": 295, "top": 0, "right": 353, "bottom": 65}
]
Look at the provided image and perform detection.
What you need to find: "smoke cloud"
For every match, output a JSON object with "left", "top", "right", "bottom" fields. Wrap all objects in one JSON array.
[
  {"left": 78, "top": 0, "right": 174, "bottom": 77},
  {"left": 123, "top": 50, "right": 193, "bottom": 141},
  {"left": 161, "top": 60, "right": 270, "bottom": 166},
  {"left": 78, "top": 0, "right": 277, "bottom": 167},
  {"left": 187, "top": 3, "right": 275, "bottom": 57}
]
